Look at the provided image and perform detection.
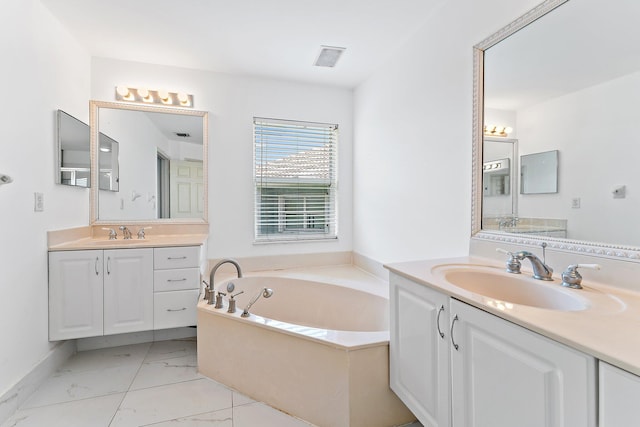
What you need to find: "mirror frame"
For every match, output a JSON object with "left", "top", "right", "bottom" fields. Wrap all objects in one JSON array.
[
  {"left": 89, "top": 100, "right": 209, "bottom": 225},
  {"left": 472, "top": 0, "right": 640, "bottom": 261}
]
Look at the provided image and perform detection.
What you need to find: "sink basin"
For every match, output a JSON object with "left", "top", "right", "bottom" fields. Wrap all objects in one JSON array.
[{"left": 432, "top": 264, "right": 588, "bottom": 311}]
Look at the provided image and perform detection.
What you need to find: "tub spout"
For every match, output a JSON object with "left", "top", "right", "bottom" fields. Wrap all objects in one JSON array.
[
  {"left": 207, "top": 259, "right": 243, "bottom": 305},
  {"left": 241, "top": 287, "right": 273, "bottom": 317}
]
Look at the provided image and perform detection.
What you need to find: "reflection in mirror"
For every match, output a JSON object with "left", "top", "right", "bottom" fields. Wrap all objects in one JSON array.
[
  {"left": 474, "top": 0, "right": 640, "bottom": 252},
  {"left": 90, "top": 101, "right": 208, "bottom": 224},
  {"left": 520, "top": 150, "right": 558, "bottom": 195},
  {"left": 56, "top": 110, "right": 90, "bottom": 188},
  {"left": 483, "top": 138, "right": 517, "bottom": 226},
  {"left": 98, "top": 133, "right": 119, "bottom": 192}
]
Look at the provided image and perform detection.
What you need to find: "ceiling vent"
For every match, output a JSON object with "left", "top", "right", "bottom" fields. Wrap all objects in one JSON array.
[{"left": 314, "top": 46, "right": 346, "bottom": 68}]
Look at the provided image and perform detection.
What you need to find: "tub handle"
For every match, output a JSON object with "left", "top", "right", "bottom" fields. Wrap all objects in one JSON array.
[
  {"left": 450, "top": 315, "right": 459, "bottom": 351},
  {"left": 436, "top": 305, "right": 445, "bottom": 339}
]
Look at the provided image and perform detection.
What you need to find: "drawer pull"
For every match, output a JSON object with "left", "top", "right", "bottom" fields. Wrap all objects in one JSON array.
[
  {"left": 167, "top": 278, "right": 187, "bottom": 282},
  {"left": 167, "top": 307, "right": 187, "bottom": 312},
  {"left": 168, "top": 256, "right": 187, "bottom": 260}
]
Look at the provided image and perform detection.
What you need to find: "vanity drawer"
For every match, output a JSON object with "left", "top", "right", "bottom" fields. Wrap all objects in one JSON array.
[
  {"left": 154, "top": 290, "right": 199, "bottom": 330},
  {"left": 154, "top": 246, "right": 200, "bottom": 270},
  {"left": 154, "top": 268, "right": 200, "bottom": 292}
]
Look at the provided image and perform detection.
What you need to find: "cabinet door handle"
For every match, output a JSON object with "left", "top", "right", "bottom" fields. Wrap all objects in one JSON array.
[
  {"left": 167, "top": 307, "right": 187, "bottom": 312},
  {"left": 167, "top": 278, "right": 187, "bottom": 282},
  {"left": 436, "top": 305, "right": 445, "bottom": 339},
  {"left": 107, "top": 257, "right": 111, "bottom": 275},
  {"left": 450, "top": 315, "right": 459, "bottom": 351},
  {"left": 168, "top": 256, "right": 187, "bottom": 260},
  {"left": 95, "top": 257, "right": 100, "bottom": 276}
]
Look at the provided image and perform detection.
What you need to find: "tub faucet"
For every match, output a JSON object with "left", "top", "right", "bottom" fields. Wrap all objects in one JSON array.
[
  {"left": 207, "top": 259, "right": 243, "bottom": 305},
  {"left": 241, "top": 287, "right": 274, "bottom": 317}
]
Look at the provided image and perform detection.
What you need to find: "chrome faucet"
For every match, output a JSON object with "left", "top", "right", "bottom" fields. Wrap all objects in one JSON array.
[
  {"left": 497, "top": 243, "right": 553, "bottom": 281},
  {"left": 207, "top": 259, "right": 243, "bottom": 305},
  {"left": 119, "top": 226, "right": 132, "bottom": 240},
  {"left": 512, "top": 250, "right": 553, "bottom": 281}
]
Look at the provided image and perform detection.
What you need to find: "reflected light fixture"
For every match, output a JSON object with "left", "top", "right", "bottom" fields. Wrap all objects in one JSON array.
[
  {"left": 484, "top": 124, "right": 513, "bottom": 137},
  {"left": 115, "top": 86, "right": 194, "bottom": 108}
]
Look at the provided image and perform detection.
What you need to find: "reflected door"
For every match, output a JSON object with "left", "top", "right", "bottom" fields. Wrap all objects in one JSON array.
[{"left": 170, "top": 160, "right": 204, "bottom": 218}]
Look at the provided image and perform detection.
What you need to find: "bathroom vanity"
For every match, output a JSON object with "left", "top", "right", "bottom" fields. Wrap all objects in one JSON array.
[
  {"left": 386, "top": 258, "right": 640, "bottom": 427},
  {"left": 47, "top": 228, "right": 207, "bottom": 341}
]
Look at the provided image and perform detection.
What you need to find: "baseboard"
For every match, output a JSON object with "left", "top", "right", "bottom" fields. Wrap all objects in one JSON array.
[
  {"left": 0, "top": 340, "right": 76, "bottom": 425},
  {"left": 76, "top": 327, "right": 197, "bottom": 351}
]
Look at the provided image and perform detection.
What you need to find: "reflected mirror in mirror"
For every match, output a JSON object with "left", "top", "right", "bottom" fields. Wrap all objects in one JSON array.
[
  {"left": 520, "top": 150, "right": 558, "bottom": 195},
  {"left": 483, "top": 138, "right": 517, "bottom": 224},
  {"left": 477, "top": 0, "right": 640, "bottom": 248},
  {"left": 57, "top": 110, "right": 90, "bottom": 188},
  {"left": 91, "top": 101, "right": 208, "bottom": 223}
]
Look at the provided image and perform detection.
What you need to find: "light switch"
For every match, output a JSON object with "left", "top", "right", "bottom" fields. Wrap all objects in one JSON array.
[{"left": 34, "top": 192, "right": 44, "bottom": 212}]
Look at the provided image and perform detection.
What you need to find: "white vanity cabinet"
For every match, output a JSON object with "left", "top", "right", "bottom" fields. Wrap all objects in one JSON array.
[
  {"left": 390, "top": 273, "right": 451, "bottom": 427},
  {"left": 49, "top": 250, "right": 104, "bottom": 340},
  {"left": 389, "top": 273, "right": 597, "bottom": 427},
  {"left": 599, "top": 362, "right": 640, "bottom": 426},
  {"left": 449, "top": 298, "right": 596, "bottom": 427},
  {"left": 49, "top": 245, "right": 202, "bottom": 340},
  {"left": 103, "top": 248, "right": 153, "bottom": 335}
]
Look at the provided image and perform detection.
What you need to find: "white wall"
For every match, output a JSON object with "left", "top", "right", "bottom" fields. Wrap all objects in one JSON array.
[
  {"left": 516, "top": 71, "right": 640, "bottom": 245},
  {"left": 353, "top": 0, "right": 541, "bottom": 264},
  {"left": 91, "top": 58, "right": 354, "bottom": 258},
  {"left": 0, "top": 0, "right": 90, "bottom": 397}
]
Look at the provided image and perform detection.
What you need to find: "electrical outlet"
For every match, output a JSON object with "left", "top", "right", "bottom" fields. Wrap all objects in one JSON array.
[
  {"left": 34, "top": 192, "right": 44, "bottom": 212},
  {"left": 571, "top": 197, "right": 581, "bottom": 209}
]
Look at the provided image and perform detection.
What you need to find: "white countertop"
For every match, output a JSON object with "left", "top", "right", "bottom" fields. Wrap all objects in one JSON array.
[
  {"left": 48, "top": 234, "right": 208, "bottom": 251},
  {"left": 386, "top": 256, "right": 640, "bottom": 376}
]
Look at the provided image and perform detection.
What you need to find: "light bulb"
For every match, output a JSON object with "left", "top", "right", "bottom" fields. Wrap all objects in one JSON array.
[
  {"left": 158, "top": 90, "right": 171, "bottom": 104},
  {"left": 177, "top": 92, "right": 189, "bottom": 105},
  {"left": 116, "top": 86, "right": 130, "bottom": 98},
  {"left": 138, "top": 88, "right": 152, "bottom": 101}
]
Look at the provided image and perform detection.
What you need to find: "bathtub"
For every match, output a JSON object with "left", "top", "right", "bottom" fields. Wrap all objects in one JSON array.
[{"left": 197, "top": 267, "right": 414, "bottom": 427}]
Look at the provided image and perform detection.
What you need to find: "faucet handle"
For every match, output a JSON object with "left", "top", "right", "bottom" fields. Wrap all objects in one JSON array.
[
  {"left": 561, "top": 264, "right": 601, "bottom": 289},
  {"left": 496, "top": 248, "right": 522, "bottom": 274},
  {"left": 137, "top": 226, "right": 151, "bottom": 239},
  {"left": 102, "top": 227, "right": 117, "bottom": 240}
]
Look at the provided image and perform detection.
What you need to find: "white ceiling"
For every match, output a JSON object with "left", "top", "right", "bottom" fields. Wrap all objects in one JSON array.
[{"left": 41, "top": 0, "right": 443, "bottom": 88}]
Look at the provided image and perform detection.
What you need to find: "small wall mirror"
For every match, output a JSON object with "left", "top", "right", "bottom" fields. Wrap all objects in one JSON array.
[
  {"left": 483, "top": 138, "right": 518, "bottom": 223},
  {"left": 520, "top": 150, "right": 558, "bottom": 194},
  {"left": 90, "top": 101, "right": 208, "bottom": 224},
  {"left": 56, "top": 110, "right": 90, "bottom": 188}
]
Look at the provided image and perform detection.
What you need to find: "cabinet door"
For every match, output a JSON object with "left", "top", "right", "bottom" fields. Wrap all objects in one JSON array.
[
  {"left": 450, "top": 299, "right": 596, "bottom": 427},
  {"left": 389, "top": 273, "right": 451, "bottom": 427},
  {"left": 599, "top": 361, "right": 640, "bottom": 426},
  {"left": 49, "top": 250, "right": 103, "bottom": 340},
  {"left": 103, "top": 248, "right": 153, "bottom": 335}
]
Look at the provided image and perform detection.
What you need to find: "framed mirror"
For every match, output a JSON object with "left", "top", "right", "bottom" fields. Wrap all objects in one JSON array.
[
  {"left": 520, "top": 150, "right": 558, "bottom": 195},
  {"left": 90, "top": 101, "right": 208, "bottom": 224},
  {"left": 472, "top": 0, "right": 640, "bottom": 259},
  {"left": 56, "top": 110, "right": 90, "bottom": 188}
]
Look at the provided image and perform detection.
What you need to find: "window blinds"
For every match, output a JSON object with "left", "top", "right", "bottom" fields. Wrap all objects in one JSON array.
[{"left": 254, "top": 117, "right": 338, "bottom": 242}]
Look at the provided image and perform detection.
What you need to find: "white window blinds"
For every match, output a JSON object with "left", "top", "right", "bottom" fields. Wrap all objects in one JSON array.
[{"left": 254, "top": 117, "right": 338, "bottom": 242}]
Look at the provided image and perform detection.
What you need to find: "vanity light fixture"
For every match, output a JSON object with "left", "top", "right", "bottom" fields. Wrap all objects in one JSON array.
[
  {"left": 484, "top": 125, "right": 513, "bottom": 137},
  {"left": 115, "top": 86, "right": 194, "bottom": 108}
]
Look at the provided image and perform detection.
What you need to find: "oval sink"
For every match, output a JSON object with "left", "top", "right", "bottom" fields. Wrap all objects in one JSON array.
[{"left": 432, "top": 264, "right": 588, "bottom": 311}]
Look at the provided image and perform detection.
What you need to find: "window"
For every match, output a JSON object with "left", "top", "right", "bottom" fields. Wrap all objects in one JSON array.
[{"left": 254, "top": 117, "right": 338, "bottom": 242}]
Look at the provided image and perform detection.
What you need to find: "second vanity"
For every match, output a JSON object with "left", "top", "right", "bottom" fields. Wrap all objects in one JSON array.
[
  {"left": 47, "top": 226, "right": 207, "bottom": 341},
  {"left": 386, "top": 256, "right": 640, "bottom": 427}
]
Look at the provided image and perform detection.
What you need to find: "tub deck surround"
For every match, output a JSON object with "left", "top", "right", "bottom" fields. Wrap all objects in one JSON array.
[
  {"left": 197, "top": 266, "right": 415, "bottom": 427},
  {"left": 47, "top": 224, "right": 208, "bottom": 250},
  {"left": 385, "top": 256, "right": 640, "bottom": 377}
]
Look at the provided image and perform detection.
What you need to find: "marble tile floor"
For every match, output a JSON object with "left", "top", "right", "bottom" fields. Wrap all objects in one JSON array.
[{"left": 1, "top": 339, "right": 315, "bottom": 427}]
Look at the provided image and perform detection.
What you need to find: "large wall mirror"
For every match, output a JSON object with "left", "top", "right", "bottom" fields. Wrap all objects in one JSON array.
[
  {"left": 472, "top": 0, "right": 640, "bottom": 259},
  {"left": 90, "top": 101, "right": 208, "bottom": 224}
]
